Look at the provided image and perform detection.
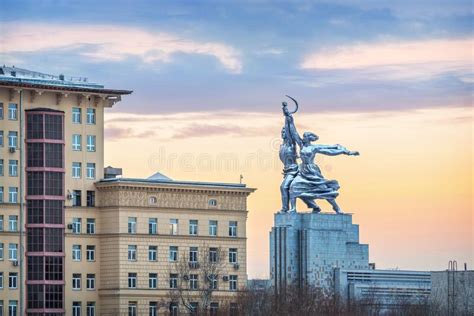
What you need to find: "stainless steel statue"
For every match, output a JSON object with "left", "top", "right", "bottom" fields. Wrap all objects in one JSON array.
[{"left": 280, "top": 96, "right": 359, "bottom": 214}]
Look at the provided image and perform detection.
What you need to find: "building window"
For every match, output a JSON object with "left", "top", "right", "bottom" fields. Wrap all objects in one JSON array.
[
  {"left": 229, "top": 275, "right": 238, "bottom": 291},
  {"left": 73, "top": 190, "right": 82, "bottom": 206},
  {"left": 9, "top": 300, "right": 18, "bottom": 316},
  {"left": 190, "top": 302, "right": 198, "bottom": 315},
  {"left": 72, "top": 218, "right": 81, "bottom": 234},
  {"left": 128, "top": 245, "right": 137, "bottom": 261},
  {"left": 8, "top": 104, "right": 17, "bottom": 120},
  {"left": 86, "top": 163, "right": 95, "bottom": 180},
  {"left": 0, "top": 159, "right": 3, "bottom": 176},
  {"left": 128, "top": 273, "right": 137, "bottom": 288},
  {"left": 8, "top": 272, "right": 17, "bottom": 289},
  {"left": 0, "top": 215, "right": 3, "bottom": 231},
  {"left": 169, "top": 274, "right": 178, "bottom": 289},
  {"left": 9, "top": 187, "right": 18, "bottom": 203},
  {"left": 72, "top": 273, "right": 81, "bottom": 290},
  {"left": 8, "top": 160, "right": 17, "bottom": 177},
  {"left": 0, "top": 187, "right": 3, "bottom": 203},
  {"left": 169, "top": 302, "right": 178, "bottom": 316},
  {"left": 149, "top": 196, "right": 157, "bottom": 204},
  {"left": 189, "top": 219, "right": 198, "bottom": 235},
  {"left": 86, "top": 302, "right": 96, "bottom": 316},
  {"left": 149, "top": 273, "right": 158, "bottom": 289},
  {"left": 87, "top": 191, "right": 95, "bottom": 207},
  {"left": 0, "top": 131, "right": 3, "bottom": 147},
  {"left": 72, "top": 107, "right": 81, "bottom": 124},
  {"left": 9, "top": 243, "right": 17, "bottom": 261},
  {"left": 210, "top": 302, "right": 219, "bottom": 316},
  {"left": 229, "top": 248, "right": 238, "bottom": 263},
  {"left": 86, "top": 218, "right": 96, "bottom": 234},
  {"left": 169, "top": 246, "right": 178, "bottom": 262},
  {"left": 229, "top": 303, "right": 238, "bottom": 316},
  {"left": 169, "top": 218, "right": 178, "bottom": 235},
  {"left": 209, "top": 247, "right": 218, "bottom": 263},
  {"left": 86, "top": 135, "right": 96, "bottom": 152},
  {"left": 86, "top": 274, "right": 95, "bottom": 290},
  {"left": 189, "top": 247, "right": 198, "bottom": 263},
  {"left": 0, "top": 242, "right": 3, "bottom": 259},
  {"left": 209, "top": 220, "right": 217, "bottom": 236},
  {"left": 8, "top": 131, "right": 18, "bottom": 148},
  {"left": 0, "top": 103, "right": 3, "bottom": 119},
  {"left": 189, "top": 274, "right": 198, "bottom": 290},
  {"left": 208, "top": 199, "right": 217, "bottom": 206},
  {"left": 149, "top": 302, "right": 158, "bottom": 316},
  {"left": 8, "top": 215, "right": 18, "bottom": 232},
  {"left": 72, "top": 162, "right": 82, "bottom": 179},
  {"left": 148, "top": 246, "right": 157, "bottom": 261},
  {"left": 128, "top": 217, "right": 137, "bottom": 234},
  {"left": 72, "top": 301, "right": 81, "bottom": 316},
  {"left": 128, "top": 302, "right": 137, "bottom": 316},
  {"left": 148, "top": 218, "right": 157, "bottom": 234},
  {"left": 72, "top": 134, "right": 82, "bottom": 151},
  {"left": 86, "top": 108, "right": 96, "bottom": 124},
  {"left": 229, "top": 221, "right": 238, "bottom": 237},
  {"left": 209, "top": 275, "right": 218, "bottom": 290},
  {"left": 72, "top": 245, "right": 81, "bottom": 261},
  {"left": 86, "top": 245, "right": 95, "bottom": 261},
  {"left": 0, "top": 272, "right": 3, "bottom": 289}
]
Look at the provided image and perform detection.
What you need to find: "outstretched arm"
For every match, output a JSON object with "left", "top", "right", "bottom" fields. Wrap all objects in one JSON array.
[{"left": 316, "top": 144, "right": 359, "bottom": 156}]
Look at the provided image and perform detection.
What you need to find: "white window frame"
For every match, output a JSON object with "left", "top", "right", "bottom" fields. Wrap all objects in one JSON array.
[
  {"left": 148, "top": 218, "right": 157, "bottom": 235},
  {"left": 128, "top": 245, "right": 137, "bottom": 261},
  {"left": 86, "top": 245, "right": 95, "bottom": 261},
  {"left": 8, "top": 160, "right": 18, "bottom": 177},
  {"left": 169, "top": 246, "right": 178, "bottom": 262},
  {"left": 0, "top": 242, "right": 3, "bottom": 260},
  {"left": 72, "top": 218, "right": 81, "bottom": 234},
  {"left": 72, "top": 162, "right": 82, "bottom": 179},
  {"left": 149, "top": 273, "right": 158, "bottom": 289},
  {"left": 9, "top": 187, "right": 18, "bottom": 203},
  {"left": 72, "top": 274, "right": 81, "bottom": 290},
  {"left": 72, "top": 134, "right": 82, "bottom": 151},
  {"left": 128, "top": 217, "right": 137, "bottom": 234},
  {"left": 170, "top": 219, "right": 178, "bottom": 235},
  {"left": 72, "top": 245, "right": 81, "bottom": 261},
  {"left": 86, "top": 274, "right": 95, "bottom": 290},
  {"left": 8, "top": 215, "right": 18, "bottom": 232},
  {"left": 229, "top": 248, "right": 238, "bottom": 263},
  {"left": 8, "top": 103, "right": 17, "bottom": 120},
  {"left": 209, "top": 220, "right": 217, "bottom": 236},
  {"left": 8, "top": 243, "right": 17, "bottom": 261},
  {"left": 169, "top": 274, "right": 178, "bottom": 289},
  {"left": 189, "top": 219, "right": 198, "bottom": 235},
  {"left": 128, "top": 273, "right": 137, "bottom": 288},
  {"left": 0, "top": 272, "right": 3, "bottom": 289},
  {"left": 8, "top": 131, "right": 17, "bottom": 148},
  {"left": 86, "top": 108, "right": 96, "bottom": 125},
  {"left": 189, "top": 247, "right": 198, "bottom": 263},
  {"left": 9, "top": 300, "right": 18, "bottom": 316},
  {"left": 189, "top": 274, "right": 198, "bottom": 290},
  {"left": 229, "top": 221, "right": 238, "bottom": 237},
  {"left": 87, "top": 302, "right": 96, "bottom": 316},
  {"left": 72, "top": 302, "right": 81, "bottom": 316},
  {"left": 8, "top": 272, "right": 17, "bottom": 289},
  {"left": 148, "top": 246, "right": 157, "bottom": 261},
  {"left": 72, "top": 107, "right": 81, "bottom": 124},
  {"left": 229, "top": 275, "right": 238, "bottom": 291},
  {"left": 86, "top": 135, "right": 96, "bottom": 152},
  {"left": 86, "top": 218, "right": 96, "bottom": 234},
  {"left": 86, "top": 163, "right": 95, "bottom": 180}
]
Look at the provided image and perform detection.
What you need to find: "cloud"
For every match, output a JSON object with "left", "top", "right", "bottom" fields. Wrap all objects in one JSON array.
[
  {"left": 105, "top": 127, "right": 157, "bottom": 141},
  {"left": 301, "top": 38, "right": 473, "bottom": 80},
  {"left": 1, "top": 23, "right": 242, "bottom": 73}
]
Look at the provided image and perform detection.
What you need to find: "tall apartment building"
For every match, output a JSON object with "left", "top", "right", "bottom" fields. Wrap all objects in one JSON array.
[{"left": 0, "top": 66, "right": 255, "bottom": 315}]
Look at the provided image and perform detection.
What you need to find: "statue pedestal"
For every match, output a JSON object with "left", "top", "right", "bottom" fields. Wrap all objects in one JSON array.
[{"left": 270, "top": 212, "right": 369, "bottom": 291}]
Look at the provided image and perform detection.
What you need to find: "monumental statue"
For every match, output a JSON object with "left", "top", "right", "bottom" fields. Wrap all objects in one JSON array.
[{"left": 279, "top": 96, "right": 359, "bottom": 214}]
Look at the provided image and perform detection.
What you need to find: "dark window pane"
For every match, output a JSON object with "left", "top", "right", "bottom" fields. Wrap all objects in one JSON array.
[
  {"left": 45, "top": 143, "right": 63, "bottom": 168},
  {"left": 44, "top": 228, "right": 63, "bottom": 252},
  {"left": 44, "top": 114, "right": 63, "bottom": 140},
  {"left": 27, "top": 171, "right": 44, "bottom": 196},
  {"left": 45, "top": 256, "right": 63, "bottom": 281},
  {"left": 44, "top": 284, "right": 63, "bottom": 309},
  {"left": 45, "top": 200, "right": 63, "bottom": 224},
  {"left": 27, "top": 200, "right": 44, "bottom": 224},
  {"left": 27, "top": 228, "right": 44, "bottom": 252},
  {"left": 27, "top": 143, "right": 44, "bottom": 167},
  {"left": 87, "top": 191, "right": 95, "bottom": 207},
  {"left": 27, "top": 114, "right": 44, "bottom": 139},
  {"left": 45, "top": 172, "right": 63, "bottom": 196},
  {"left": 27, "top": 284, "right": 44, "bottom": 309},
  {"left": 27, "top": 256, "right": 44, "bottom": 281}
]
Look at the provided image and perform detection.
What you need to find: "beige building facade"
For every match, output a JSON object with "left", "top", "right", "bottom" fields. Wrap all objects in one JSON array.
[{"left": 0, "top": 66, "right": 254, "bottom": 315}]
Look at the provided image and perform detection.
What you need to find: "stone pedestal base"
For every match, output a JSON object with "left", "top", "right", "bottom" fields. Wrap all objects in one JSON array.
[{"left": 270, "top": 212, "right": 369, "bottom": 291}]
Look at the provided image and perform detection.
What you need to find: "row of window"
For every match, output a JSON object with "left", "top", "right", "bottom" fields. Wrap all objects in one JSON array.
[
  {"left": 71, "top": 273, "right": 96, "bottom": 290},
  {"left": 0, "top": 131, "right": 18, "bottom": 148},
  {"left": 71, "top": 218, "right": 96, "bottom": 233},
  {"left": 72, "top": 134, "right": 96, "bottom": 152},
  {"left": 0, "top": 215, "right": 18, "bottom": 232},
  {"left": 0, "top": 160, "right": 18, "bottom": 177},
  {"left": 71, "top": 190, "right": 95, "bottom": 207},
  {"left": 72, "top": 107, "right": 96, "bottom": 125},
  {"left": 72, "top": 162, "right": 96, "bottom": 179},
  {"left": 72, "top": 301, "right": 96, "bottom": 316},
  {"left": 0, "top": 243, "right": 18, "bottom": 260},
  {"left": 127, "top": 245, "right": 239, "bottom": 263},
  {"left": 0, "top": 187, "right": 18, "bottom": 203},
  {"left": 126, "top": 272, "right": 239, "bottom": 291},
  {"left": 72, "top": 245, "right": 96, "bottom": 261},
  {"left": 128, "top": 217, "right": 238, "bottom": 237},
  {"left": 128, "top": 301, "right": 237, "bottom": 316},
  {"left": 0, "top": 103, "right": 18, "bottom": 121},
  {"left": 0, "top": 272, "right": 18, "bottom": 289},
  {"left": 0, "top": 300, "right": 18, "bottom": 316}
]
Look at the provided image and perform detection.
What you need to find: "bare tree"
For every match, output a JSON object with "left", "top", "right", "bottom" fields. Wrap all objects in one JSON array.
[{"left": 169, "top": 245, "right": 226, "bottom": 315}]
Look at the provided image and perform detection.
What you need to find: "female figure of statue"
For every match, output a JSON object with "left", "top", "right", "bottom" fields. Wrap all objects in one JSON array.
[{"left": 283, "top": 106, "right": 359, "bottom": 213}]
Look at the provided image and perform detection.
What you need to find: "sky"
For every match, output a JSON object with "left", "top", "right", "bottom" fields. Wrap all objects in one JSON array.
[{"left": 1, "top": 0, "right": 472, "bottom": 277}]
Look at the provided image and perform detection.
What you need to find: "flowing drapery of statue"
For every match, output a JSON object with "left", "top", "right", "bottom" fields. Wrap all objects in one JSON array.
[{"left": 279, "top": 96, "right": 359, "bottom": 214}]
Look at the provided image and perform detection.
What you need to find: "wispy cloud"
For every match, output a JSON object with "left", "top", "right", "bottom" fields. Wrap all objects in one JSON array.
[
  {"left": 301, "top": 38, "right": 473, "bottom": 80},
  {"left": 2, "top": 23, "right": 242, "bottom": 73}
]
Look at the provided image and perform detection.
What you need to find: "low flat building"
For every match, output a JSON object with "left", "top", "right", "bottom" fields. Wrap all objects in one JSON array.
[
  {"left": 430, "top": 269, "right": 474, "bottom": 315},
  {"left": 334, "top": 268, "right": 431, "bottom": 308}
]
